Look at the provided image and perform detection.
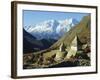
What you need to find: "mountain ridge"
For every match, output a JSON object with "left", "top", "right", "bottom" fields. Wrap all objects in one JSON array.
[{"left": 24, "top": 18, "right": 79, "bottom": 40}]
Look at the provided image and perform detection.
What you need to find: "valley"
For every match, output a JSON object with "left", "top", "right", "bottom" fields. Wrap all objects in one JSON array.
[{"left": 23, "top": 16, "right": 91, "bottom": 69}]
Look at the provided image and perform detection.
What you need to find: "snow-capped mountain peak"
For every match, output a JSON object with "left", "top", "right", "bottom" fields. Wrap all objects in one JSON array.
[{"left": 24, "top": 18, "right": 79, "bottom": 40}]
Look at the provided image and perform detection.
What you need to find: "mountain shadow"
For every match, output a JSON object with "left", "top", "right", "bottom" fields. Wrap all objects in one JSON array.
[{"left": 23, "top": 29, "right": 57, "bottom": 53}]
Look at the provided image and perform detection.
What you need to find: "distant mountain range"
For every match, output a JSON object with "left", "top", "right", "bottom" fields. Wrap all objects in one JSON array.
[{"left": 24, "top": 18, "right": 79, "bottom": 40}]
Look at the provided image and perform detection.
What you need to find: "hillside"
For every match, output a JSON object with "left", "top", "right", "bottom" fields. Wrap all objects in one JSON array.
[
  {"left": 49, "top": 16, "right": 90, "bottom": 50},
  {"left": 23, "top": 28, "right": 47, "bottom": 53},
  {"left": 23, "top": 28, "right": 57, "bottom": 53}
]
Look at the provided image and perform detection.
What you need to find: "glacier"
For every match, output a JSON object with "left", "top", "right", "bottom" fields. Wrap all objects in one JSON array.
[{"left": 24, "top": 18, "right": 79, "bottom": 40}]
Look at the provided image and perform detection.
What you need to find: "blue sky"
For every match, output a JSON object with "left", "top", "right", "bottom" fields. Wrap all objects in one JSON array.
[{"left": 23, "top": 10, "right": 89, "bottom": 27}]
